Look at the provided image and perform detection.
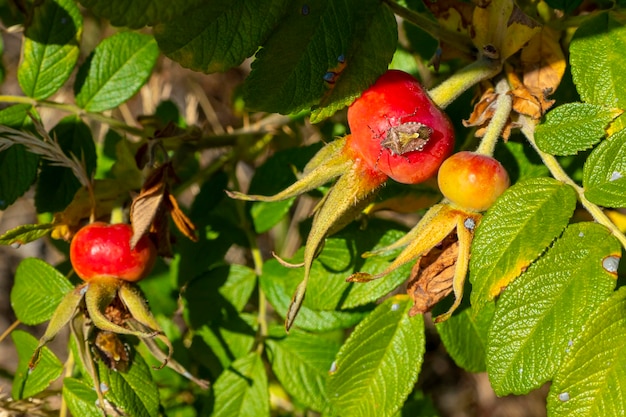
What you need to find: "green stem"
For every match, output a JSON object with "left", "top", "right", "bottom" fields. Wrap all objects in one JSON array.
[
  {"left": 229, "top": 170, "right": 269, "bottom": 350},
  {"left": 0, "top": 95, "right": 145, "bottom": 137},
  {"left": 383, "top": 0, "right": 475, "bottom": 56},
  {"left": 428, "top": 58, "right": 502, "bottom": 109},
  {"left": 475, "top": 77, "right": 512, "bottom": 156},
  {"left": 521, "top": 116, "right": 626, "bottom": 250}
]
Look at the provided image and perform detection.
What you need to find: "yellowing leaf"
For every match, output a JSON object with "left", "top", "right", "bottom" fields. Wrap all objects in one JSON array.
[
  {"left": 472, "top": 0, "right": 540, "bottom": 60},
  {"left": 521, "top": 26, "right": 566, "bottom": 108}
]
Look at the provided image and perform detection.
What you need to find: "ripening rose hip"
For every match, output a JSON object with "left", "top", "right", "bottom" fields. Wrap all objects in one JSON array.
[
  {"left": 437, "top": 151, "right": 510, "bottom": 212},
  {"left": 347, "top": 70, "right": 455, "bottom": 184},
  {"left": 70, "top": 222, "right": 156, "bottom": 282}
]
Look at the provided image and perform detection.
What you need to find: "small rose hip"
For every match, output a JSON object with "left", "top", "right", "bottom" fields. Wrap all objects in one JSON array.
[
  {"left": 437, "top": 151, "right": 510, "bottom": 212},
  {"left": 70, "top": 222, "right": 156, "bottom": 282}
]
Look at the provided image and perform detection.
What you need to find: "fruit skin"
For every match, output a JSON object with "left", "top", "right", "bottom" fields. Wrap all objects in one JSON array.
[
  {"left": 437, "top": 151, "right": 510, "bottom": 212},
  {"left": 347, "top": 70, "right": 455, "bottom": 184},
  {"left": 70, "top": 222, "right": 156, "bottom": 282}
]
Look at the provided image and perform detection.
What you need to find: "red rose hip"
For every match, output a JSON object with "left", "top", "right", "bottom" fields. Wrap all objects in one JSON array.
[
  {"left": 347, "top": 70, "right": 455, "bottom": 184},
  {"left": 437, "top": 151, "right": 510, "bottom": 212},
  {"left": 70, "top": 222, "right": 156, "bottom": 282}
]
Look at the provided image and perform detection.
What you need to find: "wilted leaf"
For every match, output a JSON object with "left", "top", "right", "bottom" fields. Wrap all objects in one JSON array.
[
  {"left": 471, "top": 0, "right": 540, "bottom": 60},
  {"left": 408, "top": 235, "right": 458, "bottom": 316},
  {"left": 521, "top": 26, "right": 566, "bottom": 111},
  {"left": 130, "top": 162, "right": 197, "bottom": 252}
]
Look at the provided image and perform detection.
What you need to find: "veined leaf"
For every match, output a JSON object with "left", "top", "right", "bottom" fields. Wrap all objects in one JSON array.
[
  {"left": 98, "top": 354, "right": 160, "bottom": 417},
  {"left": 534, "top": 103, "right": 621, "bottom": 156},
  {"left": 266, "top": 331, "right": 340, "bottom": 412},
  {"left": 154, "top": 0, "right": 288, "bottom": 73},
  {"left": 244, "top": 0, "right": 396, "bottom": 119},
  {"left": 0, "top": 223, "right": 54, "bottom": 246},
  {"left": 12, "top": 330, "right": 63, "bottom": 399},
  {"left": 79, "top": 0, "right": 205, "bottom": 28},
  {"left": 211, "top": 352, "right": 269, "bottom": 417},
  {"left": 18, "top": 0, "right": 82, "bottom": 99},
  {"left": 193, "top": 314, "right": 257, "bottom": 371},
  {"left": 583, "top": 128, "right": 626, "bottom": 208},
  {"left": 74, "top": 32, "right": 159, "bottom": 112},
  {"left": 327, "top": 296, "right": 424, "bottom": 417},
  {"left": 261, "top": 220, "right": 410, "bottom": 331},
  {"left": 548, "top": 286, "right": 626, "bottom": 417},
  {"left": 470, "top": 177, "right": 577, "bottom": 313},
  {"left": 570, "top": 11, "right": 626, "bottom": 109},
  {"left": 63, "top": 378, "right": 102, "bottom": 417},
  {"left": 487, "top": 223, "right": 619, "bottom": 395},
  {"left": 10, "top": 258, "right": 74, "bottom": 325},
  {"left": 435, "top": 300, "right": 495, "bottom": 373}
]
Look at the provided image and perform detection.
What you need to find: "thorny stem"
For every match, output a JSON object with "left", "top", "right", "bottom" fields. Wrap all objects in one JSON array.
[
  {"left": 475, "top": 77, "right": 512, "bottom": 156},
  {"left": 383, "top": 0, "right": 475, "bottom": 56},
  {"left": 428, "top": 58, "right": 502, "bottom": 110},
  {"left": 521, "top": 116, "right": 626, "bottom": 250}
]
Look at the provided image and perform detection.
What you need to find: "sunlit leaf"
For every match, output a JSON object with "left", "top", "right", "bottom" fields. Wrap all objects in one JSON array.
[
  {"left": 470, "top": 178, "right": 577, "bottom": 313},
  {"left": 487, "top": 223, "right": 619, "bottom": 395},
  {"left": 327, "top": 296, "right": 424, "bottom": 417}
]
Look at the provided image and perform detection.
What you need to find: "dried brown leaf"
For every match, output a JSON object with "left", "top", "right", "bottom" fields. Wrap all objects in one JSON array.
[
  {"left": 130, "top": 180, "right": 165, "bottom": 249},
  {"left": 408, "top": 235, "right": 459, "bottom": 316},
  {"left": 167, "top": 193, "right": 198, "bottom": 242}
]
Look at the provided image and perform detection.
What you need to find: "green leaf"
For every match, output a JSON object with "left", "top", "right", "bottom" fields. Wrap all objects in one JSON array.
[
  {"left": 487, "top": 223, "right": 619, "bottom": 396},
  {"left": 0, "top": 223, "right": 54, "bottom": 246},
  {"left": 18, "top": 0, "right": 82, "bottom": 99},
  {"left": 495, "top": 139, "right": 549, "bottom": 184},
  {"left": 244, "top": 0, "right": 396, "bottom": 118},
  {"left": 548, "top": 286, "right": 626, "bottom": 417},
  {"left": 570, "top": 11, "right": 626, "bottom": 109},
  {"left": 435, "top": 301, "right": 495, "bottom": 373},
  {"left": 327, "top": 296, "right": 425, "bottom": 417},
  {"left": 63, "top": 378, "right": 102, "bottom": 417},
  {"left": 266, "top": 331, "right": 340, "bottom": 412},
  {"left": 98, "top": 353, "right": 160, "bottom": 417},
  {"left": 184, "top": 265, "right": 257, "bottom": 328},
  {"left": 10, "top": 258, "right": 74, "bottom": 325},
  {"left": 11, "top": 330, "right": 63, "bottom": 399},
  {"left": 79, "top": 0, "right": 204, "bottom": 28},
  {"left": 154, "top": 0, "right": 287, "bottom": 73},
  {"left": 470, "top": 178, "right": 577, "bottom": 313},
  {"left": 583, "top": 128, "right": 626, "bottom": 208},
  {"left": 74, "top": 32, "right": 159, "bottom": 112},
  {"left": 261, "top": 220, "right": 410, "bottom": 331},
  {"left": 248, "top": 142, "right": 323, "bottom": 233},
  {"left": 534, "top": 103, "right": 620, "bottom": 156},
  {"left": 0, "top": 105, "right": 39, "bottom": 210},
  {"left": 35, "top": 117, "right": 96, "bottom": 213},
  {"left": 211, "top": 352, "right": 269, "bottom": 417},
  {"left": 193, "top": 314, "right": 257, "bottom": 371}
]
